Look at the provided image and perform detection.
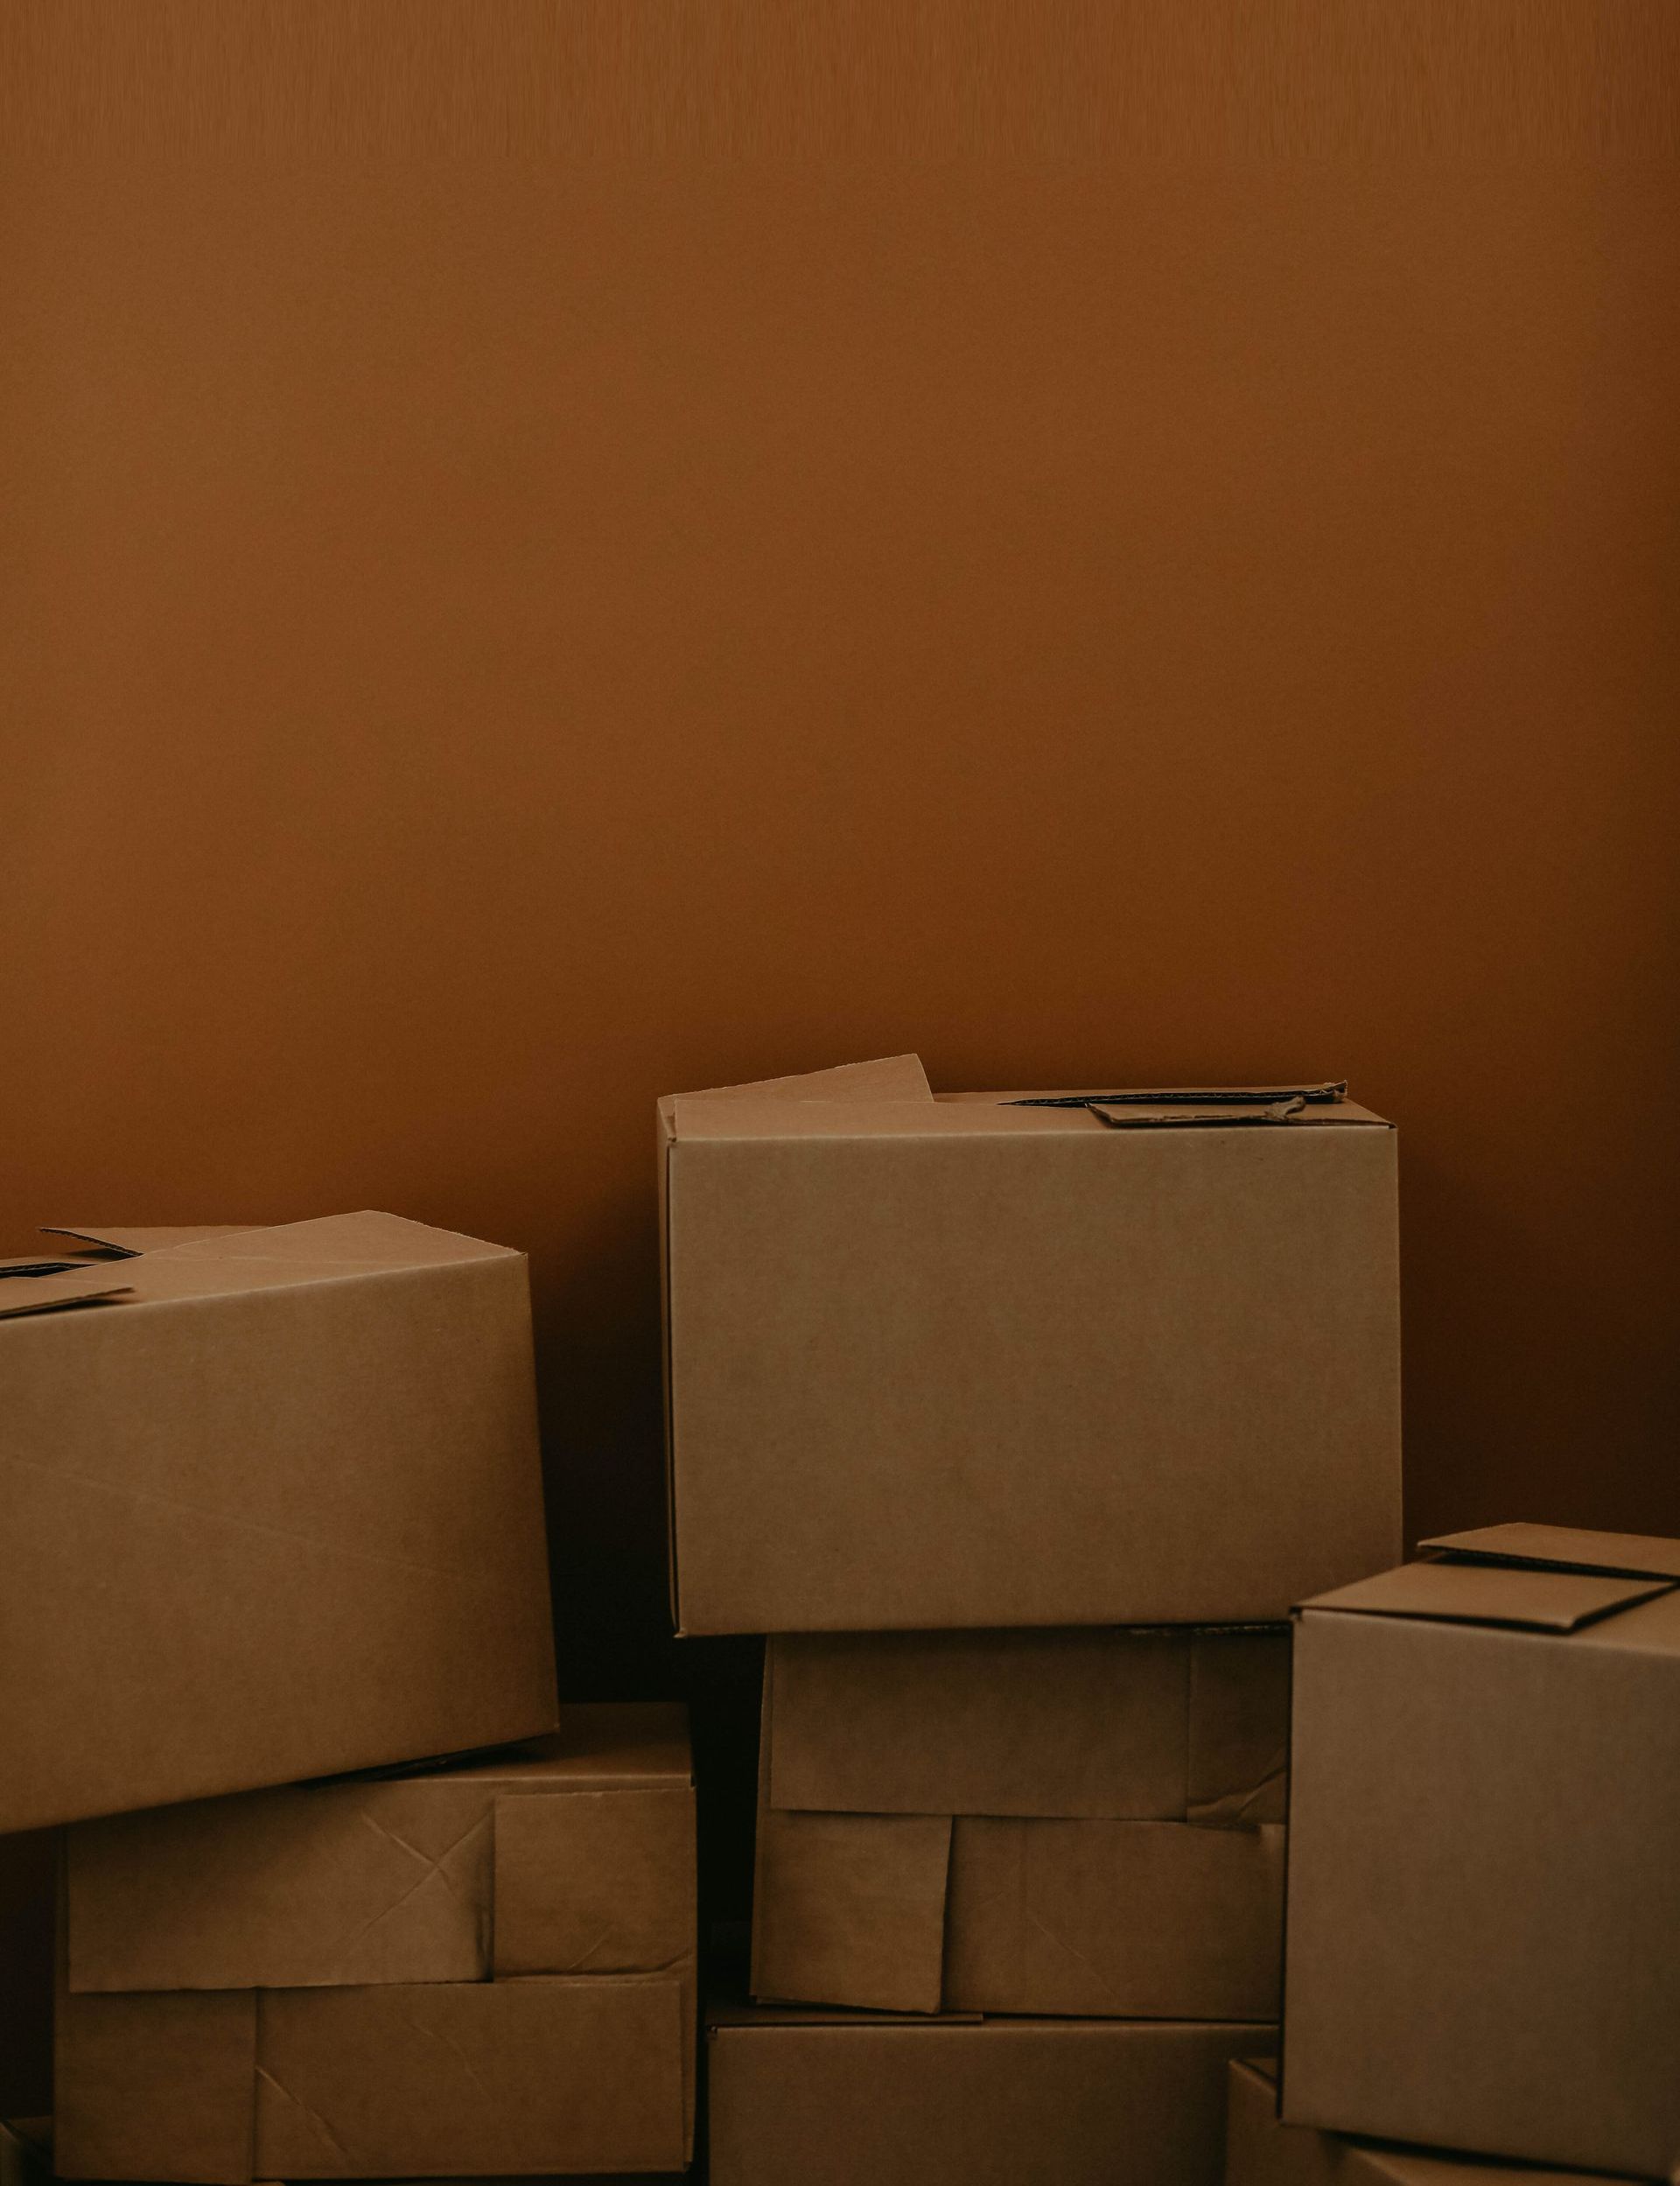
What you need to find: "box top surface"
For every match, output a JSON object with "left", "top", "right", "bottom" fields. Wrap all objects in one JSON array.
[
  {"left": 1302, "top": 1524, "right": 1680, "bottom": 1638},
  {"left": 663, "top": 1054, "right": 1390, "bottom": 1141},
  {"left": 0, "top": 1211, "right": 518, "bottom": 1321}
]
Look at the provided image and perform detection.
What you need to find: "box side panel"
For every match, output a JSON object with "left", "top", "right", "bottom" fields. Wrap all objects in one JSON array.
[
  {"left": 254, "top": 1979, "right": 686, "bottom": 2177},
  {"left": 55, "top": 1988, "right": 256, "bottom": 2183},
  {"left": 669, "top": 1129, "right": 1399, "bottom": 1632},
  {"left": 67, "top": 1782, "right": 493, "bottom": 1992},
  {"left": 1224, "top": 2058, "right": 1344, "bottom": 2186},
  {"left": 766, "top": 1628, "right": 1191, "bottom": 1818},
  {"left": 0, "top": 1252, "right": 556, "bottom": 1830},
  {"left": 752, "top": 1810, "right": 950, "bottom": 2014},
  {"left": 708, "top": 2019, "right": 1277, "bottom": 2186},
  {"left": 944, "top": 1818, "right": 1284, "bottom": 2018},
  {"left": 1284, "top": 1612, "right": 1680, "bottom": 2176}
]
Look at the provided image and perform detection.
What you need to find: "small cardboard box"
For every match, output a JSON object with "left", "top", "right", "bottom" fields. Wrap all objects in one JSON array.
[
  {"left": 0, "top": 1212, "right": 559, "bottom": 1832},
  {"left": 752, "top": 1627, "right": 1288, "bottom": 2016},
  {"left": 1283, "top": 1525, "right": 1680, "bottom": 2179},
  {"left": 659, "top": 1055, "right": 1399, "bottom": 1633},
  {"left": 55, "top": 1706, "right": 696, "bottom": 2182},
  {"left": 1225, "top": 2059, "right": 1628, "bottom": 2186},
  {"left": 709, "top": 2004, "right": 1275, "bottom": 2186}
]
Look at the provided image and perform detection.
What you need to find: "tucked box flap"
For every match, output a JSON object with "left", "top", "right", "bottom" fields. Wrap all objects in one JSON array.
[
  {"left": 492, "top": 1787, "right": 696, "bottom": 1978},
  {"left": 0, "top": 1265, "right": 132, "bottom": 1319},
  {"left": 752, "top": 1810, "right": 950, "bottom": 2015},
  {"left": 670, "top": 1097, "right": 1100, "bottom": 1142},
  {"left": 1420, "top": 1522, "right": 1680, "bottom": 1584},
  {"left": 1301, "top": 1559, "right": 1671, "bottom": 1632}
]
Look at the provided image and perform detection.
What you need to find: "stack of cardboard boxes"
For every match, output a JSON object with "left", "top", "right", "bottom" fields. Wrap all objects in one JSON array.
[
  {"left": 3, "top": 1212, "right": 696, "bottom": 2181},
  {"left": 5, "top": 1063, "right": 1674, "bottom": 2186},
  {"left": 658, "top": 1055, "right": 1404, "bottom": 2185}
]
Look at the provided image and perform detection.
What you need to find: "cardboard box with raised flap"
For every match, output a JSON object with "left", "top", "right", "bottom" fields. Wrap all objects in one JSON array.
[
  {"left": 0, "top": 1211, "right": 559, "bottom": 1832},
  {"left": 709, "top": 2003, "right": 1274, "bottom": 2186},
  {"left": 1225, "top": 2059, "right": 1628, "bottom": 2186},
  {"left": 1283, "top": 1524, "right": 1680, "bottom": 2179},
  {"left": 55, "top": 1706, "right": 696, "bottom": 2182},
  {"left": 752, "top": 1626, "right": 1288, "bottom": 2017},
  {"left": 659, "top": 1055, "right": 1400, "bottom": 1633}
]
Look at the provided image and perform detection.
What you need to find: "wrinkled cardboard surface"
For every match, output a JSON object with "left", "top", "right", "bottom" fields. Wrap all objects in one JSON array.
[
  {"left": 754, "top": 1630, "right": 1287, "bottom": 2015},
  {"left": 1284, "top": 1556, "right": 1680, "bottom": 2177},
  {"left": 708, "top": 2009, "right": 1277, "bottom": 2186},
  {"left": 662, "top": 1056, "right": 1399, "bottom": 1632},
  {"left": 57, "top": 1707, "right": 696, "bottom": 2181},
  {"left": 1226, "top": 2060, "right": 1629, "bottom": 2186},
  {"left": 1, "top": 1212, "right": 558, "bottom": 1832}
]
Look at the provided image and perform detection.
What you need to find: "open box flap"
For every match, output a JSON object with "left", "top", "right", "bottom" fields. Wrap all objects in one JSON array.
[
  {"left": 1419, "top": 1522, "right": 1680, "bottom": 1584},
  {"left": 668, "top": 1054, "right": 933, "bottom": 1107},
  {"left": 42, "top": 1225, "right": 263, "bottom": 1257},
  {"left": 1300, "top": 1559, "right": 1671, "bottom": 1633}
]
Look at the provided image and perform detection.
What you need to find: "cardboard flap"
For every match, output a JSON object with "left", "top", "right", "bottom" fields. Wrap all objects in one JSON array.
[
  {"left": 493, "top": 1787, "right": 696, "bottom": 1978},
  {"left": 752, "top": 1810, "right": 950, "bottom": 2015},
  {"left": 1011, "top": 1080, "right": 1349, "bottom": 1108},
  {"left": 42, "top": 1225, "right": 262, "bottom": 1256},
  {"left": 1420, "top": 1522, "right": 1680, "bottom": 1584},
  {"left": 673, "top": 1054, "right": 933, "bottom": 1105},
  {"left": 1302, "top": 1559, "right": 1671, "bottom": 1632},
  {"left": 1090, "top": 1098, "right": 1310, "bottom": 1128},
  {"left": 0, "top": 1264, "right": 132, "bottom": 1318}
]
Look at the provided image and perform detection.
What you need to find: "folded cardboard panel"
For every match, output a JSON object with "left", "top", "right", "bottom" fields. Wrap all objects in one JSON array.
[
  {"left": 0, "top": 1213, "right": 559, "bottom": 1832},
  {"left": 660, "top": 1055, "right": 1400, "bottom": 1633},
  {"left": 708, "top": 2007, "right": 1277, "bottom": 2186},
  {"left": 1225, "top": 2060, "right": 1628, "bottom": 2186},
  {"left": 56, "top": 1707, "right": 696, "bottom": 2182},
  {"left": 1283, "top": 1528, "right": 1680, "bottom": 2179},
  {"left": 752, "top": 1629, "right": 1287, "bottom": 2016}
]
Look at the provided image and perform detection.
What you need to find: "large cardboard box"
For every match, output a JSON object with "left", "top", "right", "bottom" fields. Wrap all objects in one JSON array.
[
  {"left": 55, "top": 1706, "right": 696, "bottom": 2182},
  {"left": 1283, "top": 1525, "right": 1680, "bottom": 2179},
  {"left": 0, "top": 1212, "right": 558, "bottom": 1832},
  {"left": 1225, "top": 2059, "right": 1627, "bottom": 2186},
  {"left": 709, "top": 2004, "right": 1274, "bottom": 2186},
  {"left": 752, "top": 1626, "right": 1287, "bottom": 2015},
  {"left": 659, "top": 1055, "right": 1399, "bottom": 1633}
]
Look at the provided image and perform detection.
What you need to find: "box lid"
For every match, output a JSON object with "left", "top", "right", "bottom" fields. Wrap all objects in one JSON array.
[
  {"left": 1418, "top": 1522, "right": 1680, "bottom": 1582},
  {"left": 1299, "top": 1559, "right": 1671, "bottom": 1632}
]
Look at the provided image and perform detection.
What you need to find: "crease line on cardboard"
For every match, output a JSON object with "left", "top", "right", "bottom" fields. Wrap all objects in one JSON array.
[
  {"left": 0, "top": 1448, "right": 482, "bottom": 1587},
  {"left": 256, "top": 2066, "right": 354, "bottom": 2171},
  {"left": 402, "top": 2003, "right": 495, "bottom": 2104},
  {"left": 329, "top": 1814, "right": 491, "bottom": 1973}
]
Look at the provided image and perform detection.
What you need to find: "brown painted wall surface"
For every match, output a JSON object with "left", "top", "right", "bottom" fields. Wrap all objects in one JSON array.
[{"left": 3, "top": 0, "right": 1677, "bottom": 2114}]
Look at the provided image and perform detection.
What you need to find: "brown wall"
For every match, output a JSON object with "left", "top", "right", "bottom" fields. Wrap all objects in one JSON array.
[{"left": 3, "top": 0, "right": 1677, "bottom": 2116}]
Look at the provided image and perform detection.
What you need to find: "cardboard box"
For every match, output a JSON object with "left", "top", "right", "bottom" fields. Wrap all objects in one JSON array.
[
  {"left": 55, "top": 1706, "right": 696, "bottom": 2181},
  {"left": 1225, "top": 2059, "right": 1628, "bottom": 2186},
  {"left": 0, "top": 1212, "right": 559, "bottom": 1832},
  {"left": 752, "top": 1626, "right": 1288, "bottom": 2015},
  {"left": 709, "top": 2003, "right": 1275, "bottom": 2186},
  {"left": 1283, "top": 1525, "right": 1680, "bottom": 2179},
  {"left": 659, "top": 1055, "right": 1399, "bottom": 1633}
]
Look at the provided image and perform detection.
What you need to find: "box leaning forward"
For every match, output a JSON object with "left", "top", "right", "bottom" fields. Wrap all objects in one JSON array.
[
  {"left": 0, "top": 1212, "right": 558, "bottom": 1831},
  {"left": 660, "top": 1054, "right": 1400, "bottom": 1633},
  {"left": 752, "top": 1625, "right": 1288, "bottom": 2016},
  {"left": 56, "top": 1706, "right": 696, "bottom": 2181},
  {"left": 1284, "top": 1524, "right": 1680, "bottom": 2180}
]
